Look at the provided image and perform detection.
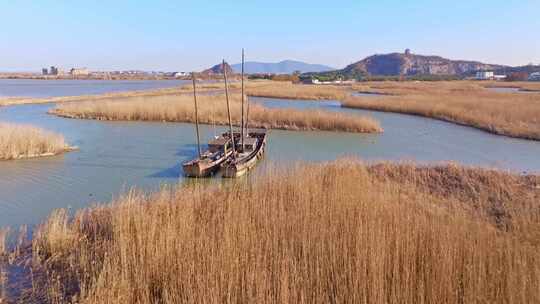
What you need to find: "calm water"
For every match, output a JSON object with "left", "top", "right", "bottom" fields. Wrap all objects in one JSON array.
[
  {"left": 485, "top": 87, "right": 539, "bottom": 94},
  {"left": 1, "top": 98, "right": 540, "bottom": 227},
  {"left": 0, "top": 79, "right": 188, "bottom": 98},
  {"left": 351, "top": 91, "right": 387, "bottom": 97}
]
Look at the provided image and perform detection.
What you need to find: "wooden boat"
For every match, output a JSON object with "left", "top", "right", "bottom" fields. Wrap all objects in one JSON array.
[
  {"left": 182, "top": 73, "right": 233, "bottom": 177},
  {"left": 182, "top": 137, "right": 232, "bottom": 177},
  {"left": 220, "top": 50, "right": 267, "bottom": 178},
  {"left": 222, "top": 130, "right": 267, "bottom": 178}
]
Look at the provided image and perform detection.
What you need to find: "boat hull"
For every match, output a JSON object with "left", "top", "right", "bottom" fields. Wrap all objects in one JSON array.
[
  {"left": 183, "top": 150, "right": 232, "bottom": 178},
  {"left": 222, "top": 132, "right": 266, "bottom": 178}
]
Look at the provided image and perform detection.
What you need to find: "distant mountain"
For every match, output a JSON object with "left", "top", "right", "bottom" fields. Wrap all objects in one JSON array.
[
  {"left": 231, "top": 60, "right": 334, "bottom": 74},
  {"left": 201, "top": 62, "right": 235, "bottom": 75},
  {"left": 307, "top": 50, "right": 509, "bottom": 79},
  {"left": 493, "top": 64, "right": 540, "bottom": 75},
  {"left": 344, "top": 51, "right": 507, "bottom": 77}
]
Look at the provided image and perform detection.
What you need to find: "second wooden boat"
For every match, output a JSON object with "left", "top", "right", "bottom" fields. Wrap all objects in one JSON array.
[
  {"left": 182, "top": 72, "right": 232, "bottom": 177},
  {"left": 221, "top": 50, "right": 267, "bottom": 178},
  {"left": 222, "top": 130, "right": 267, "bottom": 178}
]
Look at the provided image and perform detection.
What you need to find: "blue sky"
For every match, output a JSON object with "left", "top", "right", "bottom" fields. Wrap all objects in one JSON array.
[{"left": 1, "top": 0, "right": 539, "bottom": 71}]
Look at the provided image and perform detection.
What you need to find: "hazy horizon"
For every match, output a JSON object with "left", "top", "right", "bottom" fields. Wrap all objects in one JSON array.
[{"left": 1, "top": 1, "right": 539, "bottom": 72}]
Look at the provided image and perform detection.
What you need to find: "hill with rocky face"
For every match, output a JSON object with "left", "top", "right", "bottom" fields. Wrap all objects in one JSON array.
[
  {"left": 308, "top": 51, "right": 509, "bottom": 79},
  {"left": 201, "top": 62, "right": 235, "bottom": 75},
  {"left": 341, "top": 51, "right": 507, "bottom": 77}
]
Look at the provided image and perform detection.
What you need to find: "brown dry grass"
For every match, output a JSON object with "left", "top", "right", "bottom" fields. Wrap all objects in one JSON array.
[
  {"left": 1, "top": 228, "right": 10, "bottom": 303},
  {"left": 246, "top": 81, "right": 348, "bottom": 100},
  {"left": 0, "top": 228, "right": 9, "bottom": 257},
  {"left": 51, "top": 94, "right": 382, "bottom": 133},
  {"left": 0, "top": 123, "right": 72, "bottom": 160},
  {"left": 6, "top": 160, "right": 539, "bottom": 303},
  {"left": 4, "top": 79, "right": 540, "bottom": 140},
  {"left": 344, "top": 81, "right": 540, "bottom": 140}
]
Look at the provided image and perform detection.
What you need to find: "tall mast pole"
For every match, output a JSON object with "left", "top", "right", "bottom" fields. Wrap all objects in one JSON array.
[
  {"left": 192, "top": 72, "right": 202, "bottom": 158},
  {"left": 240, "top": 48, "right": 245, "bottom": 151},
  {"left": 223, "top": 60, "right": 236, "bottom": 159},
  {"left": 244, "top": 52, "right": 250, "bottom": 138}
]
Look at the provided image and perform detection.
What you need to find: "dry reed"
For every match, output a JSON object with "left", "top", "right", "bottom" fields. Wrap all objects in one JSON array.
[
  {"left": 0, "top": 228, "right": 9, "bottom": 258},
  {"left": 9, "top": 160, "right": 540, "bottom": 303},
  {"left": 51, "top": 94, "right": 382, "bottom": 133},
  {"left": 0, "top": 228, "right": 8, "bottom": 303},
  {"left": 0, "top": 123, "right": 72, "bottom": 160},
  {"left": 5, "top": 80, "right": 540, "bottom": 140},
  {"left": 246, "top": 81, "right": 348, "bottom": 100},
  {"left": 344, "top": 81, "right": 540, "bottom": 140}
]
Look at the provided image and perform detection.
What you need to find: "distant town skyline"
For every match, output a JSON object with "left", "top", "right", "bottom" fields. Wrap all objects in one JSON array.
[{"left": 1, "top": 1, "right": 539, "bottom": 72}]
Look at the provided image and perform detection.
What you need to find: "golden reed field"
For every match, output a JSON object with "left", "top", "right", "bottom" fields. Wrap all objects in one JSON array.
[
  {"left": 1, "top": 160, "right": 539, "bottom": 303},
  {"left": 344, "top": 81, "right": 540, "bottom": 140},
  {"left": 51, "top": 93, "right": 382, "bottom": 134},
  {"left": 246, "top": 81, "right": 348, "bottom": 100},
  {"left": 0, "top": 123, "right": 72, "bottom": 160},
  {"left": 2, "top": 79, "right": 539, "bottom": 139}
]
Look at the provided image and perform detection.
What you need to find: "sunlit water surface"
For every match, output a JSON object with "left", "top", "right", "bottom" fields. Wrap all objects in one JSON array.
[
  {"left": 0, "top": 79, "right": 188, "bottom": 98},
  {"left": 1, "top": 96, "right": 540, "bottom": 227}
]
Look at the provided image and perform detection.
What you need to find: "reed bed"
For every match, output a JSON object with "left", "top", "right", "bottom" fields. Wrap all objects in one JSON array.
[
  {"left": 0, "top": 123, "right": 72, "bottom": 160},
  {"left": 344, "top": 81, "right": 540, "bottom": 140},
  {"left": 51, "top": 94, "right": 382, "bottom": 133},
  {"left": 0, "top": 228, "right": 9, "bottom": 257},
  {"left": 4, "top": 160, "right": 539, "bottom": 303},
  {"left": 246, "top": 81, "right": 348, "bottom": 100}
]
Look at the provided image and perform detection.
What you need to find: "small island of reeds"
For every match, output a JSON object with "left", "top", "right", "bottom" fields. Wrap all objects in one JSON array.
[
  {"left": 0, "top": 123, "right": 75, "bottom": 160},
  {"left": 50, "top": 94, "right": 382, "bottom": 134},
  {"left": 344, "top": 81, "right": 540, "bottom": 140}
]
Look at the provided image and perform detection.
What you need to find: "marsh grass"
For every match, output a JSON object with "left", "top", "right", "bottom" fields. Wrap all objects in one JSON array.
[
  {"left": 51, "top": 94, "right": 382, "bottom": 133},
  {"left": 0, "top": 228, "right": 9, "bottom": 258},
  {"left": 0, "top": 123, "right": 72, "bottom": 160},
  {"left": 5, "top": 80, "right": 540, "bottom": 139},
  {"left": 5, "top": 160, "right": 539, "bottom": 303},
  {"left": 0, "top": 228, "right": 9, "bottom": 303},
  {"left": 344, "top": 81, "right": 540, "bottom": 140},
  {"left": 246, "top": 81, "right": 348, "bottom": 100}
]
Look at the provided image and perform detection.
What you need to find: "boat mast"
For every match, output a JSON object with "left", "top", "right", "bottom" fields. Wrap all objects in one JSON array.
[
  {"left": 192, "top": 72, "right": 202, "bottom": 158},
  {"left": 240, "top": 49, "right": 245, "bottom": 151},
  {"left": 244, "top": 53, "right": 250, "bottom": 139},
  {"left": 223, "top": 60, "right": 236, "bottom": 159}
]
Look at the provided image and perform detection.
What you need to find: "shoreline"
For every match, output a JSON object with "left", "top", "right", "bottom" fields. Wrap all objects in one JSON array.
[
  {"left": 0, "top": 146, "right": 78, "bottom": 161},
  {"left": 2, "top": 80, "right": 540, "bottom": 142},
  {"left": 340, "top": 103, "right": 540, "bottom": 141},
  {"left": 50, "top": 106, "right": 383, "bottom": 134}
]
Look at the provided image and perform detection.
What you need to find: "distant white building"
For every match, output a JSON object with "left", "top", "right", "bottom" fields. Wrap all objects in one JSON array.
[
  {"left": 529, "top": 72, "right": 540, "bottom": 81},
  {"left": 174, "top": 72, "right": 189, "bottom": 78},
  {"left": 70, "top": 68, "right": 90, "bottom": 76},
  {"left": 476, "top": 71, "right": 494, "bottom": 80}
]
